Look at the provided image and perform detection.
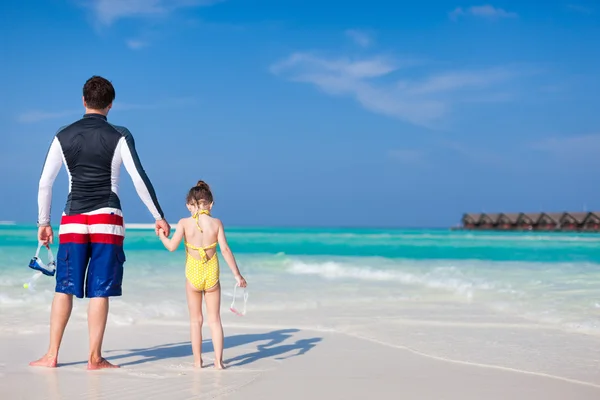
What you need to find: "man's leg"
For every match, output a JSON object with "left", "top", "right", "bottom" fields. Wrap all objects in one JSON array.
[
  {"left": 29, "top": 293, "right": 73, "bottom": 367},
  {"left": 30, "top": 215, "right": 90, "bottom": 368},
  {"left": 85, "top": 245, "right": 123, "bottom": 369},
  {"left": 86, "top": 208, "right": 125, "bottom": 370},
  {"left": 87, "top": 297, "right": 117, "bottom": 369}
]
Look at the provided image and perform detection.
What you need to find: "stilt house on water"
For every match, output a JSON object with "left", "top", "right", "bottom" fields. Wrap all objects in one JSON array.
[{"left": 459, "top": 212, "right": 600, "bottom": 232}]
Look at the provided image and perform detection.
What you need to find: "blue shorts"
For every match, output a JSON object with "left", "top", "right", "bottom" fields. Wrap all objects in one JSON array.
[{"left": 55, "top": 208, "right": 126, "bottom": 299}]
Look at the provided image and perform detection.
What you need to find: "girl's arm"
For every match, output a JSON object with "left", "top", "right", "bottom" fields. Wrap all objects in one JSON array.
[
  {"left": 217, "top": 220, "right": 247, "bottom": 287},
  {"left": 159, "top": 219, "right": 185, "bottom": 252}
]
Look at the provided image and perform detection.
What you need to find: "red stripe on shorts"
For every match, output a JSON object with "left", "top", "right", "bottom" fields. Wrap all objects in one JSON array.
[
  {"left": 59, "top": 233, "right": 90, "bottom": 244},
  {"left": 59, "top": 233, "right": 124, "bottom": 245},
  {"left": 61, "top": 214, "right": 124, "bottom": 226},
  {"left": 90, "top": 233, "right": 124, "bottom": 245}
]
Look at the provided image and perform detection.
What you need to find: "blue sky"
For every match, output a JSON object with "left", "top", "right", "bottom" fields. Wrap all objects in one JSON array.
[{"left": 1, "top": 0, "right": 599, "bottom": 228}]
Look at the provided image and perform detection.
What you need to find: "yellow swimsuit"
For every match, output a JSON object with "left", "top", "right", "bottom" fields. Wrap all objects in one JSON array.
[{"left": 184, "top": 210, "right": 220, "bottom": 291}]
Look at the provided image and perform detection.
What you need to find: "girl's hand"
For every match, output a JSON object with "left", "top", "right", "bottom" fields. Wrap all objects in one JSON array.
[
  {"left": 158, "top": 228, "right": 167, "bottom": 238},
  {"left": 235, "top": 275, "right": 247, "bottom": 288}
]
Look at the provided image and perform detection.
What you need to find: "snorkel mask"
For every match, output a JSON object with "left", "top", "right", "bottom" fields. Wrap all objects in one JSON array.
[
  {"left": 230, "top": 284, "right": 248, "bottom": 316},
  {"left": 28, "top": 242, "right": 56, "bottom": 277}
]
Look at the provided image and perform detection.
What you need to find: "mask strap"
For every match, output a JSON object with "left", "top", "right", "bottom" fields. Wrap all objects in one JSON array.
[
  {"left": 47, "top": 245, "right": 55, "bottom": 265},
  {"left": 35, "top": 241, "right": 44, "bottom": 259},
  {"left": 230, "top": 284, "right": 248, "bottom": 316},
  {"left": 36, "top": 241, "right": 55, "bottom": 265}
]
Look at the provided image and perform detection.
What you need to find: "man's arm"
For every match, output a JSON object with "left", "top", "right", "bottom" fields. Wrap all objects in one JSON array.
[
  {"left": 38, "top": 137, "right": 63, "bottom": 227},
  {"left": 119, "top": 131, "right": 169, "bottom": 234}
]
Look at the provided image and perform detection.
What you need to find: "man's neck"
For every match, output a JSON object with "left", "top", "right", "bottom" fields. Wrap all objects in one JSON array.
[{"left": 85, "top": 108, "right": 109, "bottom": 116}]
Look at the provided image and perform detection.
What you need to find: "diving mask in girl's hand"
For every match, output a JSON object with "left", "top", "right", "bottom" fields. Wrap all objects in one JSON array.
[
  {"left": 230, "top": 284, "right": 248, "bottom": 316},
  {"left": 28, "top": 242, "right": 56, "bottom": 277}
]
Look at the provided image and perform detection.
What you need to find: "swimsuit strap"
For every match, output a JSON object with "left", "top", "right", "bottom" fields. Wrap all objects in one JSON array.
[
  {"left": 203, "top": 242, "right": 218, "bottom": 250},
  {"left": 192, "top": 209, "right": 211, "bottom": 232},
  {"left": 184, "top": 241, "right": 218, "bottom": 262}
]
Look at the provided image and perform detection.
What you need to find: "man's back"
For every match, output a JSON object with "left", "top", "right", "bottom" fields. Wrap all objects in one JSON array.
[
  {"left": 39, "top": 113, "right": 163, "bottom": 224},
  {"left": 56, "top": 114, "right": 123, "bottom": 214}
]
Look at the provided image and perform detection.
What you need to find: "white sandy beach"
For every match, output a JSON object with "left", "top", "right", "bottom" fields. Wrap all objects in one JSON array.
[{"left": 2, "top": 297, "right": 600, "bottom": 400}]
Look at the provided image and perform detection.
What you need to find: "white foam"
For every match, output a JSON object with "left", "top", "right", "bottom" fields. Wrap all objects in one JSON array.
[
  {"left": 285, "top": 257, "right": 600, "bottom": 335},
  {"left": 287, "top": 260, "right": 505, "bottom": 301},
  {"left": 124, "top": 223, "right": 156, "bottom": 230}
]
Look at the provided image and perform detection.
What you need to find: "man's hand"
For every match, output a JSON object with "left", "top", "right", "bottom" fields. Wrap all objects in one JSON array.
[
  {"left": 38, "top": 226, "right": 54, "bottom": 248},
  {"left": 155, "top": 219, "right": 170, "bottom": 237}
]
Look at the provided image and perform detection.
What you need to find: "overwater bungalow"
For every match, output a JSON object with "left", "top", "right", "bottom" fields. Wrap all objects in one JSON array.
[
  {"left": 480, "top": 213, "right": 500, "bottom": 229},
  {"left": 459, "top": 211, "right": 600, "bottom": 232},
  {"left": 560, "top": 213, "right": 588, "bottom": 231},
  {"left": 583, "top": 212, "right": 600, "bottom": 231},
  {"left": 461, "top": 213, "right": 482, "bottom": 229},
  {"left": 516, "top": 213, "right": 540, "bottom": 230},
  {"left": 536, "top": 213, "right": 562, "bottom": 231},
  {"left": 497, "top": 213, "right": 521, "bottom": 230}
]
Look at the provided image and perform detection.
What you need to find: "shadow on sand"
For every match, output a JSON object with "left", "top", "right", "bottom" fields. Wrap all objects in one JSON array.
[
  {"left": 60, "top": 328, "right": 322, "bottom": 368},
  {"left": 225, "top": 337, "right": 322, "bottom": 367}
]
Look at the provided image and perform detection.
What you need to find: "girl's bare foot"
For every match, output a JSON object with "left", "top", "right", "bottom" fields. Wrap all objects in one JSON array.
[
  {"left": 87, "top": 357, "right": 120, "bottom": 370},
  {"left": 214, "top": 360, "right": 226, "bottom": 370},
  {"left": 29, "top": 354, "right": 57, "bottom": 368},
  {"left": 194, "top": 358, "right": 203, "bottom": 368}
]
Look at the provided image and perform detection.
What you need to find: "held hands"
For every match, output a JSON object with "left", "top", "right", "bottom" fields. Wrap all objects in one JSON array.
[
  {"left": 235, "top": 274, "right": 247, "bottom": 288},
  {"left": 155, "top": 219, "right": 170, "bottom": 237}
]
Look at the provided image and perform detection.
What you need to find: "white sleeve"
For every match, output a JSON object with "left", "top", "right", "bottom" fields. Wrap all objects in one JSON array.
[
  {"left": 37, "top": 137, "right": 63, "bottom": 226},
  {"left": 119, "top": 136, "right": 164, "bottom": 220}
]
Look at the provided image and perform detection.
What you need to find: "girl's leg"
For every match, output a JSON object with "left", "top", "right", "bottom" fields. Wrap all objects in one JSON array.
[
  {"left": 186, "top": 281, "right": 204, "bottom": 367},
  {"left": 204, "top": 283, "right": 224, "bottom": 369}
]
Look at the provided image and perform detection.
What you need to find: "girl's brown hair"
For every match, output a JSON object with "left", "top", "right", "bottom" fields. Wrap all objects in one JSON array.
[{"left": 186, "top": 180, "right": 213, "bottom": 209}]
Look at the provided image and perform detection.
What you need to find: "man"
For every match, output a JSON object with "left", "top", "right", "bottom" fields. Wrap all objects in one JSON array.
[{"left": 30, "top": 76, "right": 170, "bottom": 370}]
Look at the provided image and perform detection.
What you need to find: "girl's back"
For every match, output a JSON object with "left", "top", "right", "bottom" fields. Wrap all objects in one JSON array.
[{"left": 182, "top": 213, "right": 220, "bottom": 260}]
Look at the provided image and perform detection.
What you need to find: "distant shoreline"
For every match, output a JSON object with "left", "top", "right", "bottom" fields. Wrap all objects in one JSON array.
[
  {"left": 0, "top": 222, "right": 455, "bottom": 230},
  {"left": 124, "top": 223, "right": 159, "bottom": 230}
]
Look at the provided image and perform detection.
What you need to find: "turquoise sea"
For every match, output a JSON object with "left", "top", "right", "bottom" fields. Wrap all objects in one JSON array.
[{"left": 1, "top": 224, "right": 600, "bottom": 337}]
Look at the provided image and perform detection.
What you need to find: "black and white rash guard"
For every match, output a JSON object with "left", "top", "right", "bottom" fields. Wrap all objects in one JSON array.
[{"left": 37, "top": 113, "right": 164, "bottom": 226}]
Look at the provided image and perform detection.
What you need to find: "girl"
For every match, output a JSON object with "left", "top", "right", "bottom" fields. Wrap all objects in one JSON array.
[{"left": 158, "top": 180, "right": 247, "bottom": 369}]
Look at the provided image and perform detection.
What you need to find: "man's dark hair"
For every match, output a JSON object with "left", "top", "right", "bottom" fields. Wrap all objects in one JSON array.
[{"left": 83, "top": 76, "right": 115, "bottom": 109}]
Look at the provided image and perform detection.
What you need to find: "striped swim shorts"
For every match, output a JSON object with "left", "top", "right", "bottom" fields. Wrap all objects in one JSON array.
[{"left": 55, "top": 207, "right": 126, "bottom": 298}]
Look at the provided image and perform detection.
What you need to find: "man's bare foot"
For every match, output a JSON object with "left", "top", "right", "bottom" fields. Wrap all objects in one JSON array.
[
  {"left": 194, "top": 358, "right": 203, "bottom": 368},
  {"left": 29, "top": 354, "right": 57, "bottom": 368},
  {"left": 87, "top": 358, "right": 120, "bottom": 370},
  {"left": 214, "top": 360, "right": 226, "bottom": 370}
]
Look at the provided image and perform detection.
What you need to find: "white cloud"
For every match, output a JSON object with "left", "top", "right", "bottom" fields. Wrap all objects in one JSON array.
[
  {"left": 270, "top": 52, "right": 524, "bottom": 128},
  {"left": 450, "top": 5, "right": 518, "bottom": 20},
  {"left": 271, "top": 53, "right": 444, "bottom": 127},
  {"left": 85, "top": 0, "right": 221, "bottom": 26},
  {"left": 126, "top": 39, "right": 149, "bottom": 50},
  {"left": 345, "top": 29, "right": 372, "bottom": 47},
  {"left": 403, "top": 67, "right": 518, "bottom": 95}
]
